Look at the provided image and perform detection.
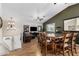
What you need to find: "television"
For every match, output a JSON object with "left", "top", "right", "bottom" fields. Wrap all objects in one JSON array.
[
  {"left": 30, "top": 27, "right": 37, "bottom": 31},
  {"left": 64, "top": 17, "right": 79, "bottom": 31}
]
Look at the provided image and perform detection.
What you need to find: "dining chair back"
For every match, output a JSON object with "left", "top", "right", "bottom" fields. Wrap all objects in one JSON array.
[
  {"left": 55, "top": 32, "right": 72, "bottom": 56},
  {"left": 71, "top": 32, "right": 78, "bottom": 55}
]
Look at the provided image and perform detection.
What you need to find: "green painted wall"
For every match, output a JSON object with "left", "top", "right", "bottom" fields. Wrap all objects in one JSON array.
[
  {"left": 43, "top": 4, "right": 79, "bottom": 32},
  {"left": 43, "top": 4, "right": 79, "bottom": 44}
]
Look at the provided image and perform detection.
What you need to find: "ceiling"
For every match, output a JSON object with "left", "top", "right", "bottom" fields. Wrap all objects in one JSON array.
[{"left": 1, "top": 3, "right": 76, "bottom": 24}]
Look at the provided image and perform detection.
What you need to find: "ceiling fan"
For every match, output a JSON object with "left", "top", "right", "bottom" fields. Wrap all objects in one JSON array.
[
  {"left": 28, "top": 5, "right": 46, "bottom": 21},
  {"left": 31, "top": 3, "right": 57, "bottom": 21},
  {"left": 28, "top": 15, "right": 45, "bottom": 21},
  {"left": 34, "top": 16, "right": 45, "bottom": 21}
]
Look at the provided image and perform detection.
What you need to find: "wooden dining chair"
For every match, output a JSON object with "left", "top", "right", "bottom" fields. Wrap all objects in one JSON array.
[
  {"left": 37, "top": 32, "right": 45, "bottom": 55},
  {"left": 55, "top": 32, "right": 72, "bottom": 56},
  {"left": 40, "top": 32, "right": 47, "bottom": 56},
  {"left": 38, "top": 32, "right": 56, "bottom": 56},
  {"left": 38, "top": 32, "right": 43, "bottom": 47},
  {"left": 37, "top": 32, "right": 41, "bottom": 43},
  {"left": 50, "top": 36, "right": 55, "bottom": 55},
  {"left": 71, "top": 32, "right": 78, "bottom": 55}
]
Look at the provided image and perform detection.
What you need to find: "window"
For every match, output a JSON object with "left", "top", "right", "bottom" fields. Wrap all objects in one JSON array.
[{"left": 46, "top": 23, "right": 55, "bottom": 33}]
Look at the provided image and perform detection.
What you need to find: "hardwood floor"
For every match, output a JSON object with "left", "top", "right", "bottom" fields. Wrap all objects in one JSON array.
[
  {"left": 7, "top": 38, "right": 41, "bottom": 56},
  {"left": 6, "top": 38, "right": 79, "bottom": 56}
]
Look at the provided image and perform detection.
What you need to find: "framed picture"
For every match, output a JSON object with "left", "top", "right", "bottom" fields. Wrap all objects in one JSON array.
[{"left": 23, "top": 25, "right": 29, "bottom": 32}]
